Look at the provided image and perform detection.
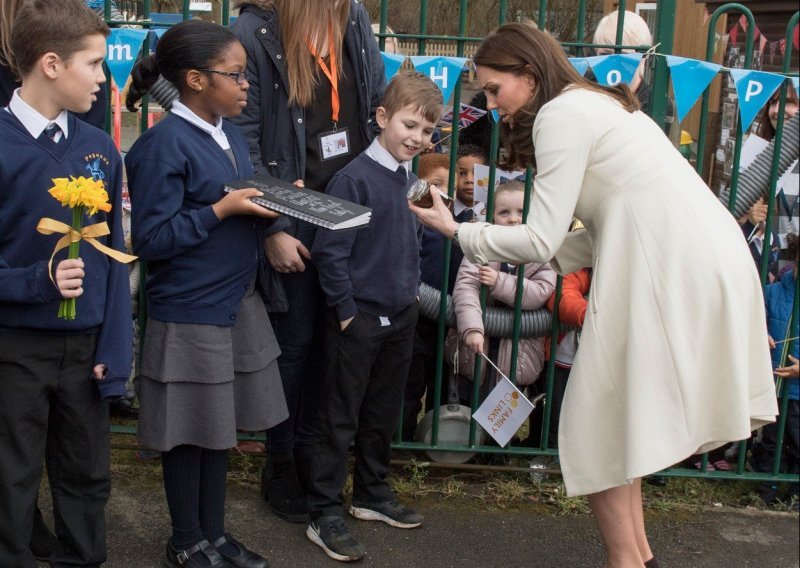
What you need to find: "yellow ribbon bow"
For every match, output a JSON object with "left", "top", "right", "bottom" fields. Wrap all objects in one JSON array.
[{"left": 36, "top": 217, "right": 138, "bottom": 285}]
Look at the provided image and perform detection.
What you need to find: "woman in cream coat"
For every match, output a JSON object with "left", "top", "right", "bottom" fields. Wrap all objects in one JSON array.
[{"left": 410, "top": 22, "right": 778, "bottom": 568}]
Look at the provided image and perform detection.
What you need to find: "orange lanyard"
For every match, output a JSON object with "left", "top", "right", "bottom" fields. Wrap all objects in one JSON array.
[{"left": 307, "top": 22, "right": 339, "bottom": 126}]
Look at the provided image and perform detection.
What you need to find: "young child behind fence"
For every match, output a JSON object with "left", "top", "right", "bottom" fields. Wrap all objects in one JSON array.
[
  {"left": 447, "top": 181, "right": 556, "bottom": 401},
  {"left": 124, "top": 20, "right": 288, "bottom": 568}
]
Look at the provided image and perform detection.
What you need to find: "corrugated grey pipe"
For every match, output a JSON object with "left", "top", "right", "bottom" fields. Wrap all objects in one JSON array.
[
  {"left": 90, "top": 4, "right": 125, "bottom": 22},
  {"left": 718, "top": 113, "right": 800, "bottom": 219},
  {"left": 417, "top": 282, "right": 556, "bottom": 339}
]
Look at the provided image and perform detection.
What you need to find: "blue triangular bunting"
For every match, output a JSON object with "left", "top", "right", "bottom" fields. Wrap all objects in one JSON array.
[
  {"left": 381, "top": 52, "right": 406, "bottom": 83},
  {"left": 666, "top": 55, "right": 722, "bottom": 123},
  {"left": 106, "top": 29, "right": 149, "bottom": 88},
  {"left": 588, "top": 53, "right": 643, "bottom": 86},
  {"left": 568, "top": 57, "right": 590, "bottom": 77},
  {"left": 729, "top": 69, "right": 786, "bottom": 132},
  {"left": 409, "top": 56, "right": 467, "bottom": 103}
]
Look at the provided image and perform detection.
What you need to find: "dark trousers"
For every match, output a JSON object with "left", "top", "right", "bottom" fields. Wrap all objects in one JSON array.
[
  {"left": 307, "top": 303, "right": 418, "bottom": 518},
  {"left": 267, "top": 261, "right": 326, "bottom": 472},
  {"left": 752, "top": 399, "right": 800, "bottom": 477},
  {"left": 402, "top": 318, "right": 441, "bottom": 441},
  {"left": 0, "top": 333, "right": 110, "bottom": 568},
  {"left": 528, "top": 365, "right": 570, "bottom": 448}
]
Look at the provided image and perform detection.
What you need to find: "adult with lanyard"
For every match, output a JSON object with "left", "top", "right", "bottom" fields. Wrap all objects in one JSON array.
[
  {"left": 410, "top": 22, "right": 778, "bottom": 568},
  {"left": 231, "top": 0, "right": 385, "bottom": 523}
]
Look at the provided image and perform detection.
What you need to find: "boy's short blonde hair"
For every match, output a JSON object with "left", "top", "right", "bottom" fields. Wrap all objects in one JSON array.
[
  {"left": 382, "top": 71, "right": 443, "bottom": 123},
  {"left": 11, "top": 0, "right": 109, "bottom": 77}
]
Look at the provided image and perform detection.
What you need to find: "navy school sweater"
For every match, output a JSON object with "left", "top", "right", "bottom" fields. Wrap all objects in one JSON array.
[
  {"left": 0, "top": 110, "right": 132, "bottom": 397},
  {"left": 125, "top": 113, "right": 287, "bottom": 325},
  {"left": 312, "top": 152, "right": 422, "bottom": 321}
]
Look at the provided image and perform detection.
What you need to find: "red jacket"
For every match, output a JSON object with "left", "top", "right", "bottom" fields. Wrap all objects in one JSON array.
[{"left": 544, "top": 268, "right": 591, "bottom": 361}]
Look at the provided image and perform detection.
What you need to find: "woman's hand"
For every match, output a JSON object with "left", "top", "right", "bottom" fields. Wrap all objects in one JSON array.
[
  {"left": 465, "top": 331, "right": 484, "bottom": 354},
  {"left": 265, "top": 231, "right": 311, "bottom": 273},
  {"left": 478, "top": 265, "right": 499, "bottom": 287},
  {"left": 775, "top": 355, "right": 799, "bottom": 379},
  {"left": 408, "top": 183, "right": 459, "bottom": 239},
  {"left": 212, "top": 188, "right": 279, "bottom": 220}
]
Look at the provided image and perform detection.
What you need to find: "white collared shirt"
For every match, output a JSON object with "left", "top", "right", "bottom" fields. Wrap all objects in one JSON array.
[
  {"left": 170, "top": 100, "right": 231, "bottom": 150},
  {"left": 454, "top": 197, "right": 485, "bottom": 218},
  {"left": 6, "top": 88, "right": 69, "bottom": 141},
  {"left": 364, "top": 137, "right": 410, "bottom": 177}
]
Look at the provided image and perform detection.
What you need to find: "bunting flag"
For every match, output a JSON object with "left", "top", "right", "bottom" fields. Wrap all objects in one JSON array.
[
  {"left": 490, "top": 109, "right": 500, "bottom": 123},
  {"left": 409, "top": 56, "right": 468, "bottom": 103},
  {"left": 666, "top": 56, "right": 722, "bottom": 122},
  {"left": 381, "top": 52, "right": 406, "bottom": 83},
  {"left": 792, "top": 77, "right": 799, "bottom": 93},
  {"left": 568, "top": 57, "right": 590, "bottom": 77},
  {"left": 587, "top": 53, "right": 643, "bottom": 86},
  {"left": 106, "top": 29, "right": 149, "bottom": 88},
  {"left": 729, "top": 24, "right": 738, "bottom": 46},
  {"left": 440, "top": 103, "right": 487, "bottom": 129},
  {"left": 728, "top": 69, "right": 786, "bottom": 132}
]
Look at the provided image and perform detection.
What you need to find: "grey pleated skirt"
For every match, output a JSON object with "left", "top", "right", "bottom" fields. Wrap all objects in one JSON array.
[{"left": 137, "top": 284, "right": 288, "bottom": 451}]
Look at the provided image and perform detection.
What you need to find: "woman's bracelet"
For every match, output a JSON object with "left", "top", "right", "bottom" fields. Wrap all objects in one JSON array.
[{"left": 452, "top": 223, "right": 461, "bottom": 246}]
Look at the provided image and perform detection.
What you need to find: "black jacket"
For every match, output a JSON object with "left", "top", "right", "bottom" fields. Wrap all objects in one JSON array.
[{"left": 231, "top": 1, "right": 385, "bottom": 188}]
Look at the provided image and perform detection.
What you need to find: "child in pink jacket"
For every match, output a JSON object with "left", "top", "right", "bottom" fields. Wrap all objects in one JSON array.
[{"left": 447, "top": 181, "right": 556, "bottom": 392}]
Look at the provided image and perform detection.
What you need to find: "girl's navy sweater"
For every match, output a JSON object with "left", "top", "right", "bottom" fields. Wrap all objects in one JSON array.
[
  {"left": 125, "top": 113, "right": 285, "bottom": 326},
  {"left": 0, "top": 111, "right": 132, "bottom": 397}
]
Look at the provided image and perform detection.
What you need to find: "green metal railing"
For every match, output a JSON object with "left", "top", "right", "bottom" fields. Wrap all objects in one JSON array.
[{"left": 108, "top": 1, "right": 800, "bottom": 487}]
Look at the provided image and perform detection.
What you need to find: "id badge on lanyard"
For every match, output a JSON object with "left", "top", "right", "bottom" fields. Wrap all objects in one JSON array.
[{"left": 309, "top": 25, "right": 351, "bottom": 161}]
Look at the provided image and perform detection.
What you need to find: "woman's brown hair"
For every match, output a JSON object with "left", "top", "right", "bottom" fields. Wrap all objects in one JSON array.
[
  {"left": 473, "top": 22, "right": 639, "bottom": 169},
  {"left": 238, "top": 0, "right": 350, "bottom": 108}
]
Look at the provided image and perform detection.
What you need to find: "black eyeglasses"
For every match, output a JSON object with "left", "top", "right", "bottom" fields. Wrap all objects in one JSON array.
[{"left": 199, "top": 69, "right": 247, "bottom": 85}]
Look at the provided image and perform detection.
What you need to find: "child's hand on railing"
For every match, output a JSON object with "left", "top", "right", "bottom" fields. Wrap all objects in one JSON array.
[{"left": 465, "top": 330, "right": 484, "bottom": 354}]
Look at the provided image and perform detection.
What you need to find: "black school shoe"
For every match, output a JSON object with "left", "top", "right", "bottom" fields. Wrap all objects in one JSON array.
[
  {"left": 260, "top": 457, "right": 308, "bottom": 523},
  {"left": 212, "top": 533, "right": 269, "bottom": 568},
  {"left": 163, "top": 539, "right": 233, "bottom": 567}
]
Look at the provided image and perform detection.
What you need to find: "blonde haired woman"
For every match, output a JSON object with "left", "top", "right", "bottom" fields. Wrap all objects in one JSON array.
[{"left": 231, "top": 0, "right": 385, "bottom": 525}]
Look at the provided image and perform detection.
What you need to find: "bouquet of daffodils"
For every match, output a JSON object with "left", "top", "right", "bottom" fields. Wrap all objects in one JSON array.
[{"left": 39, "top": 176, "right": 132, "bottom": 320}]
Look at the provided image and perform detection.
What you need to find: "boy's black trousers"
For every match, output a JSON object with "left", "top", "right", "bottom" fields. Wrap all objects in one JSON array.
[
  {"left": 307, "top": 303, "right": 418, "bottom": 519},
  {"left": 0, "top": 333, "right": 110, "bottom": 568}
]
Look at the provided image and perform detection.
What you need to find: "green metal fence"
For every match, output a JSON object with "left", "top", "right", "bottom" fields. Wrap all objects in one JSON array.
[{"left": 108, "top": 0, "right": 800, "bottom": 487}]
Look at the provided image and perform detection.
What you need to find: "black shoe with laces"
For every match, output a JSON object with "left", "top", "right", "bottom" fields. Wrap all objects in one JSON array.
[
  {"left": 163, "top": 539, "right": 233, "bottom": 567},
  {"left": 306, "top": 516, "right": 366, "bottom": 562},
  {"left": 349, "top": 500, "right": 423, "bottom": 529}
]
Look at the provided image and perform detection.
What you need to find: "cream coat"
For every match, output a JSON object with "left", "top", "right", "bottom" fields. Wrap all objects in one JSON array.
[{"left": 458, "top": 88, "right": 778, "bottom": 496}]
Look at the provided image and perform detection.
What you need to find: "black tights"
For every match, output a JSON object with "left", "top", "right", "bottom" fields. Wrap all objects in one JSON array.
[{"left": 161, "top": 445, "right": 229, "bottom": 549}]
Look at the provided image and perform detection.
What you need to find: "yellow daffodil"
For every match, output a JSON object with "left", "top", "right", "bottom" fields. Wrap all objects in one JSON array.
[{"left": 47, "top": 176, "right": 112, "bottom": 215}]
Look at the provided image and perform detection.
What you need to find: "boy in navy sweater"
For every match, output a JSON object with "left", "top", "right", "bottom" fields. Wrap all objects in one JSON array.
[
  {"left": 0, "top": 1, "right": 131, "bottom": 565},
  {"left": 307, "top": 71, "right": 443, "bottom": 562}
]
